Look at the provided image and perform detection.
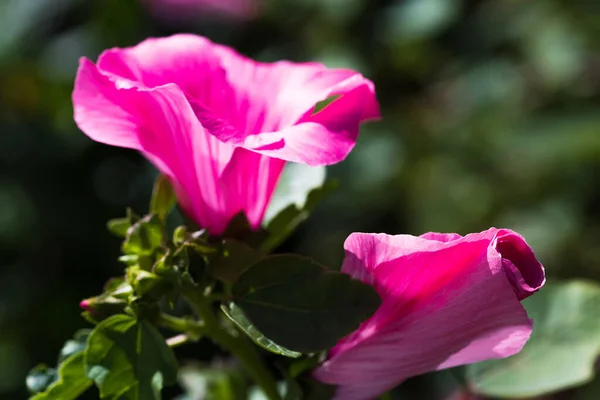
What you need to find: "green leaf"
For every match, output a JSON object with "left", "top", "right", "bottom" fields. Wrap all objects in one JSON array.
[
  {"left": 31, "top": 353, "right": 93, "bottom": 400},
  {"left": 122, "top": 215, "right": 164, "bottom": 256},
  {"left": 232, "top": 255, "right": 381, "bottom": 353},
  {"left": 262, "top": 164, "right": 337, "bottom": 252},
  {"left": 467, "top": 280, "right": 600, "bottom": 398},
  {"left": 128, "top": 269, "right": 165, "bottom": 298},
  {"left": 104, "top": 278, "right": 134, "bottom": 300},
  {"left": 208, "top": 239, "right": 262, "bottom": 284},
  {"left": 59, "top": 329, "right": 92, "bottom": 363},
  {"left": 263, "top": 164, "right": 325, "bottom": 226},
  {"left": 150, "top": 175, "right": 176, "bottom": 220},
  {"left": 28, "top": 329, "right": 94, "bottom": 400},
  {"left": 312, "top": 95, "right": 341, "bottom": 114},
  {"left": 26, "top": 365, "right": 56, "bottom": 394},
  {"left": 173, "top": 226, "right": 188, "bottom": 246},
  {"left": 107, "top": 218, "right": 131, "bottom": 238},
  {"left": 107, "top": 208, "right": 141, "bottom": 238},
  {"left": 85, "top": 314, "right": 179, "bottom": 400},
  {"left": 221, "top": 303, "right": 301, "bottom": 358}
]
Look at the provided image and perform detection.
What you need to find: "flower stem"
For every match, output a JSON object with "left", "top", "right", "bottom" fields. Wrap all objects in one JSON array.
[
  {"left": 182, "top": 282, "right": 281, "bottom": 400},
  {"left": 157, "top": 313, "right": 204, "bottom": 336},
  {"left": 166, "top": 333, "right": 194, "bottom": 348}
]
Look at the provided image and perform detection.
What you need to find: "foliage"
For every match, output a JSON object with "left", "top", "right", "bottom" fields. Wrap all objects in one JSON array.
[
  {"left": 2, "top": 0, "right": 600, "bottom": 399},
  {"left": 468, "top": 281, "right": 600, "bottom": 398}
]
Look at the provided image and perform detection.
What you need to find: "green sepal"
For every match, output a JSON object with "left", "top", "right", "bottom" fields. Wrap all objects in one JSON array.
[
  {"left": 122, "top": 214, "right": 164, "bottom": 256},
  {"left": 150, "top": 174, "right": 177, "bottom": 221}
]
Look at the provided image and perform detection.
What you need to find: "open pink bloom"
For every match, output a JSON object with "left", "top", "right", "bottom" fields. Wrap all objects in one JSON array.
[
  {"left": 314, "top": 228, "right": 545, "bottom": 400},
  {"left": 73, "top": 34, "right": 379, "bottom": 234}
]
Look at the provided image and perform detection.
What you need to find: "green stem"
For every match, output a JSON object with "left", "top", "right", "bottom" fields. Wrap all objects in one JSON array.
[
  {"left": 182, "top": 282, "right": 281, "bottom": 400},
  {"left": 166, "top": 333, "right": 194, "bottom": 348},
  {"left": 157, "top": 313, "right": 204, "bottom": 336}
]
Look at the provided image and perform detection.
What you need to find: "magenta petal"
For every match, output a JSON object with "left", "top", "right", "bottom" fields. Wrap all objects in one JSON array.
[
  {"left": 313, "top": 228, "right": 545, "bottom": 400},
  {"left": 237, "top": 82, "right": 380, "bottom": 165},
  {"left": 203, "top": 49, "right": 380, "bottom": 164},
  {"left": 97, "top": 35, "right": 233, "bottom": 104},
  {"left": 420, "top": 232, "right": 463, "bottom": 242},
  {"left": 219, "top": 148, "right": 286, "bottom": 229},
  {"left": 212, "top": 49, "right": 380, "bottom": 132},
  {"left": 73, "top": 58, "right": 237, "bottom": 234},
  {"left": 73, "top": 34, "right": 379, "bottom": 233},
  {"left": 494, "top": 230, "right": 546, "bottom": 300},
  {"left": 73, "top": 59, "right": 143, "bottom": 150}
]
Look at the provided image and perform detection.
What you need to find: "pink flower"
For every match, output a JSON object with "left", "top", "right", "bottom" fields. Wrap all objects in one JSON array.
[
  {"left": 72, "top": 34, "right": 379, "bottom": 234},
  {"left": 314, "top": 228, "right": 545, "bottom": 400}
]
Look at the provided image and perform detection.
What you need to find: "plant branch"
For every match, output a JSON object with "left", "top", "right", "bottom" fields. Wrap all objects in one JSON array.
[
  {"left": 182, "top": 281, "right": 281, "bottom": 400},
  {"left": 157, "top": 313, "right": 205, "bottom": 338},
  {"left": 166, "top": 333, "right": 194, "bottom": 348}
]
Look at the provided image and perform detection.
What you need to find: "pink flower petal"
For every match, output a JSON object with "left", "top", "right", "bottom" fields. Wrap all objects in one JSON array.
[
  {"left": 314, "top": 228, "right": 545, "bottom": 400},
  {"left": 73, "top": 58, "right": 236, "bottom": 234},
  {"left": 72, "top": 59, "right": 143, "bottom": 150},
  {"left": 420, "top": 232, "right": 463, "bottom": 242},
  {"left": 73, "top": 34, "right": 378, "bottom": 233}
]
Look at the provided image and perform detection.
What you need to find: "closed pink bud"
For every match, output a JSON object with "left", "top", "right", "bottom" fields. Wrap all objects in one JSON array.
[
  {"left": 314, "top": 228, "right": 545, "bottom": 400},
  {"left": 72, "top": 34, "right": 379, "bottom": 235},
  {"left": 79, "top": 299, "right": 92, "bottom": 311}
]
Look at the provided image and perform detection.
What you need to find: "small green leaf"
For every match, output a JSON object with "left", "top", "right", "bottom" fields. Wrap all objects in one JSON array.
[
  {"left": 173, "top": 226, "right": 188, "bottom": 246},
  {"left": 312, "top": 95, "right": 341, "bottom": 114},
  {"left": 263, "top": 164, "right": 326, "bottom": 226},
  {"left": 467, "top": 280, "right": 600, "bottom": 398},
  {"left": 31, "top": 353, "right": 92, "bottom": 400},
  {"left": 107, "top": 218, "right": 131, "bottom": 238},
  {"left": 221, "top": 303, "right": 301, "bottom": 358},
  {"left": 26, "top": 365, "right": 56, "bottom": 394},
  {"left": 173, "top": 227, "right": 217, "bottom": 255},
  {"left": 103, "top": 277, "right": 131, "bottom": 296},
  {"left": 58, "top": 329, "right": 91, "bottom": 363},
  {"left": 107, "top": 209, "right": 141, "bottom": 238},
  {"left": 232, "top": 255, "right": 381, "bottom": 353},
  {"left": 208, "top": 239, "right": 262, "bottom": 284},
  {"left": 85, "top": 314, "right": 179, "bottom": 400},
  {"left": 150, "top": 175, "right": 177, "bottom": 220},
  {"left": 28, "top": 330, "right": 93, "bottom": 400},
  {"left": 262, "top": 164, "right": 337, "bottom": 252},
  {"left": 122, "top": 215, "right": 164, "bottom": 256}
]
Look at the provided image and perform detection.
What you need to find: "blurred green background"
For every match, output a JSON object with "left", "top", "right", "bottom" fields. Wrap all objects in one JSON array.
[{"left": 1, "top": 0, "right": 600, "bottom": 399}]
